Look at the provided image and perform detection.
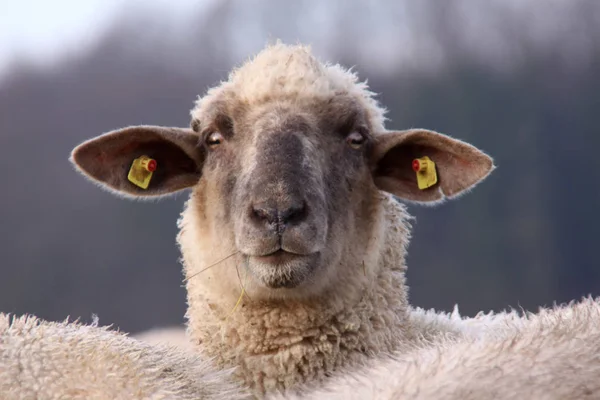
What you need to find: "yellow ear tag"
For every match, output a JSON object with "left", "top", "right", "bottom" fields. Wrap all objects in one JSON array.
[
  {"left": 127, "top": 156, "right": 157, "bottom": 190},
  {"left": 412, "top": 156, "right": 438, "bottom": 190}
]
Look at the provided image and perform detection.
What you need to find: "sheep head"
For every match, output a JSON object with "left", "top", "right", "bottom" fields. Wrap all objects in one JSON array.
[{"left": 71, "top": 43, "right": 494, "bottom": 302}]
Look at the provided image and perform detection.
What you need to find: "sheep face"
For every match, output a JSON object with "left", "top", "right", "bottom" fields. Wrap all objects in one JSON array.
[
  {"left": 71, "top": 43, "right": 494, "bottom": 302},
  {"left": 187, "top": 92, "right": 380, "bottom": 293}
]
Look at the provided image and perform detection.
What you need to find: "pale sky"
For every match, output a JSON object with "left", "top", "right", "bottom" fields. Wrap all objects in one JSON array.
[
  {"left": 0, "top": 1, "right": 593, "bottom": 78},
  {"left": 0, "top": 0, "right": 207, "bottom": 75}
]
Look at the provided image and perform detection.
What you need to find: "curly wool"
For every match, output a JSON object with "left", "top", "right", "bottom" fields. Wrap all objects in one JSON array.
[{"left": 0, "top": 314, "right": 249, "bottom": 400}]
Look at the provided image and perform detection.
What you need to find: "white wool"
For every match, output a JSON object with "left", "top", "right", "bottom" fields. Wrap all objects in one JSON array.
[
  {"left": 407, "top": 304, "right": 525, "bottom": 341},
  {"left": 281, "top": 298, "right": 600, "bottom": 400},
  {"left": 3, "top": 303, "right": 599, "bottom": 400},
  {"left": 0, "top": 314, "right": 249, "bottom": 400}
]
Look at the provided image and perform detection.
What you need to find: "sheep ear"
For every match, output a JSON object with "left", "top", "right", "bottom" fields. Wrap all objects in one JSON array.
[
  {"left": 370, "top": 129, "right": 494, "bottom": 203},
  {"left": 71, "top": 125, "right": 203, "bottom": 198}
]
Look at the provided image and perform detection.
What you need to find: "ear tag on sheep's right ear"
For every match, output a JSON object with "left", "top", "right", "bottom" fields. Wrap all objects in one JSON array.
[
  {"left": 412, "top": 156, "right": 438, "bottom": 190},
  {"left": 128, "top": 156, "right": 157, "bottom": 189}
]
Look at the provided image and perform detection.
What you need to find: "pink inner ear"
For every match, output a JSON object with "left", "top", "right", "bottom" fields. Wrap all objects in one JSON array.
[
  {"left": 372, "top": 130, "right": 494, "bottom": 202},
  {"left": 117, "top": 142, "right": 142, "bottom": 157},
  {"left": 378, "top": 144, "right": 437, "bottom": 184},
  {"left": 94, "top": 152, "right": 106, "bottom": 164},
  {"left": 71, "top": 126, "right": 203, "bottom": 197},
  {"left": 375, "top": 144, "right": 446, "bottom": 202},
  {"left": 90, "top": 141, "right": 140, "bottom": 170}
]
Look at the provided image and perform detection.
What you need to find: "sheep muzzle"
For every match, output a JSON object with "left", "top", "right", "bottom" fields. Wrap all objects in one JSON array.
[{"left": 233, "top": 131, "right": 328, "bottom": 289}]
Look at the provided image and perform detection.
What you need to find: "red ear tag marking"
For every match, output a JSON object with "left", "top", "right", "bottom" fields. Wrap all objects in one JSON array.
[
  {"left": 412, "top": 159, "right": 425, "bottom": 172},
  {"left": 144, "top": 159, "right": 157, "bottom": 172}
]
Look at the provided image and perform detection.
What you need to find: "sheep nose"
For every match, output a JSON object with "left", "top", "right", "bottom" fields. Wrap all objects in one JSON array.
[{"left": 251, "top": 201, "right": 307, "bottom": 231}]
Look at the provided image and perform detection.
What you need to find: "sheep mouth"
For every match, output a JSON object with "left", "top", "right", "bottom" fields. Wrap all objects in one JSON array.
[
  {"left": 252, "top": 249, "right": 305, "bottom": 264},
  {"left": 245, "top": 250, "right": 320, "bottom": 289}
]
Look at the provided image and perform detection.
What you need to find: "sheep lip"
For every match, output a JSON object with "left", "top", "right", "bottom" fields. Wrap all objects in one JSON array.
[{"left": 251, "top": 249, "right": 307, "bottom": 264}]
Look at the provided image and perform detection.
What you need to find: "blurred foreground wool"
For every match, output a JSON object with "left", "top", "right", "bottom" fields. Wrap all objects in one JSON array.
[
  {"left": 4, "top": 298, "right": 600, "bottom": 400},
  {"left": 287, "top": 297, "right": 600, "bottom": 400},
  {"left": 0, "top": 314, "right": 249, "bottom": 400}
]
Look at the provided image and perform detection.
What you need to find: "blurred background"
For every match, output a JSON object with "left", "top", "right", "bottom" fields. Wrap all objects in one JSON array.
[{"left": 1, "top": 0, "right": 599, "bottom": 334}]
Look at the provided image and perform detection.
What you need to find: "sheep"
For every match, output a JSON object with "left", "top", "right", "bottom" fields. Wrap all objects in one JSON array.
[
  {"left": 69, "top": 42, "right": 495, "bottom": 396},
  {"left": 0, "top": 313, "right": 249, "bottom": 400},
  {"left": 5, "top": 41, "right": 599, "bottom": 400},
  {"left": 284, "top": 297, "right": 600, "bottom": 400}
]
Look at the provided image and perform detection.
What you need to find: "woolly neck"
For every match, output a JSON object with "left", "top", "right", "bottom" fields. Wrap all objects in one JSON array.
[{"left": 180, "top": 193, "right": 413, "bottom": 395}]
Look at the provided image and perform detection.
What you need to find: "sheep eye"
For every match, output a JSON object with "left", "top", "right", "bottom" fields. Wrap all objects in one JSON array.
[
  {"left": 206, "top": 132, "right": 224, "bottom": 147},
  {"left": 346, "top": 131, "right": 366, "bottom": 149}
]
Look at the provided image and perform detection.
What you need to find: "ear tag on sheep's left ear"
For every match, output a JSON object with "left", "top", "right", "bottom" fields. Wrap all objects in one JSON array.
[
  {"left": 128, "top": 156, "right": 157, "bottom": 189},
  {"left": 412, "top": 156, "right": 438, "bottom": 190}
]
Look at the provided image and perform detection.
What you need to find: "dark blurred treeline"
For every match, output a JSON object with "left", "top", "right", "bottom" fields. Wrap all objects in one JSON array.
[{"left": 1, "top": 0, "right": 599, "bottom": 333}]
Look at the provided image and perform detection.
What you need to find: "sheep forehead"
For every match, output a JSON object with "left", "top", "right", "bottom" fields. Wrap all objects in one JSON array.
[
  {"left": 230, "top": 44, "right": 339, "bottom": 100},
  {"left": 191, "top": 43, "right": 386, "bottom": 132}
]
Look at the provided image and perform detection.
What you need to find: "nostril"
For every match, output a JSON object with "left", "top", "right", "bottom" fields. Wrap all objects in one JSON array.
[
  {"left": 251, "top": 204, "right": 277, "bottom": 224},
  {"left": 250, "top": 201, "right": 307, "bottom": 228},
  {"left": 279, "top": 201, "right": 307, "bottom": 225}
]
